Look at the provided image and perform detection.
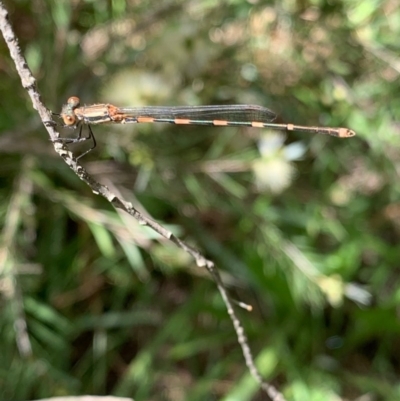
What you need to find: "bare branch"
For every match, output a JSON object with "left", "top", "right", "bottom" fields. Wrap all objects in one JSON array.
[{"left": 0, "top": 2, "right": 286, "bottom": 400}]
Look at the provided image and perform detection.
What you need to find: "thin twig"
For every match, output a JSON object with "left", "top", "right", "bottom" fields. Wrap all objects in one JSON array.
[{"left": 0, "top": 3, "right": 286, "bottom": 400}]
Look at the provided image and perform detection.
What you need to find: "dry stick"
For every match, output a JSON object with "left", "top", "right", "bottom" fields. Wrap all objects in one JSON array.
[{"left": 0, "top": 3, "right": 286, "bottom": 401}]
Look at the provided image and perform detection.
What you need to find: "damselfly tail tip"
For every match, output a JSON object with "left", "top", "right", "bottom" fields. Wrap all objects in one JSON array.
[{"left": 338, "top": 128, "right": 356, "bottom": 138}]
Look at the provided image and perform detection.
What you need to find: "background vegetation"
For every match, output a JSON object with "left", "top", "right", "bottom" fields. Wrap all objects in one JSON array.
[{"left": 1, "top": 0, "right": 400, "bottom": 400}]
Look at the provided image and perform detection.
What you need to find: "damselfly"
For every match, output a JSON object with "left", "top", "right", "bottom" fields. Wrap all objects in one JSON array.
[{"left": 58, "top": 96, "right": 356, "bottom": 159}]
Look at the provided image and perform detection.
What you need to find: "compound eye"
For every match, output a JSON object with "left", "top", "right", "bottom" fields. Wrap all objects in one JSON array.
[
  {"left": 67, "top": 96, "right": 80, "bottom": 108},
  {"left": 62, "top": 114, "right": 76, "bottom": 126}
]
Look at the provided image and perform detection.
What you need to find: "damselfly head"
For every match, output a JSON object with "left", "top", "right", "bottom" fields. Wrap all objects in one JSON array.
[{"left": 60, "top": 96, "right": 81, "bottom": 126}]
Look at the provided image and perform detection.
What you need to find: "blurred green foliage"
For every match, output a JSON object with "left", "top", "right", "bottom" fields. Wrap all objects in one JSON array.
[{"left": 1, "top": 0, "right": 400, "bottom": 400}]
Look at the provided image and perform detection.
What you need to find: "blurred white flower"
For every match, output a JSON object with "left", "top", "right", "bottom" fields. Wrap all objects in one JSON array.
[{"left": 252, "top": 132, "right": 307, "bottom": 193}]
